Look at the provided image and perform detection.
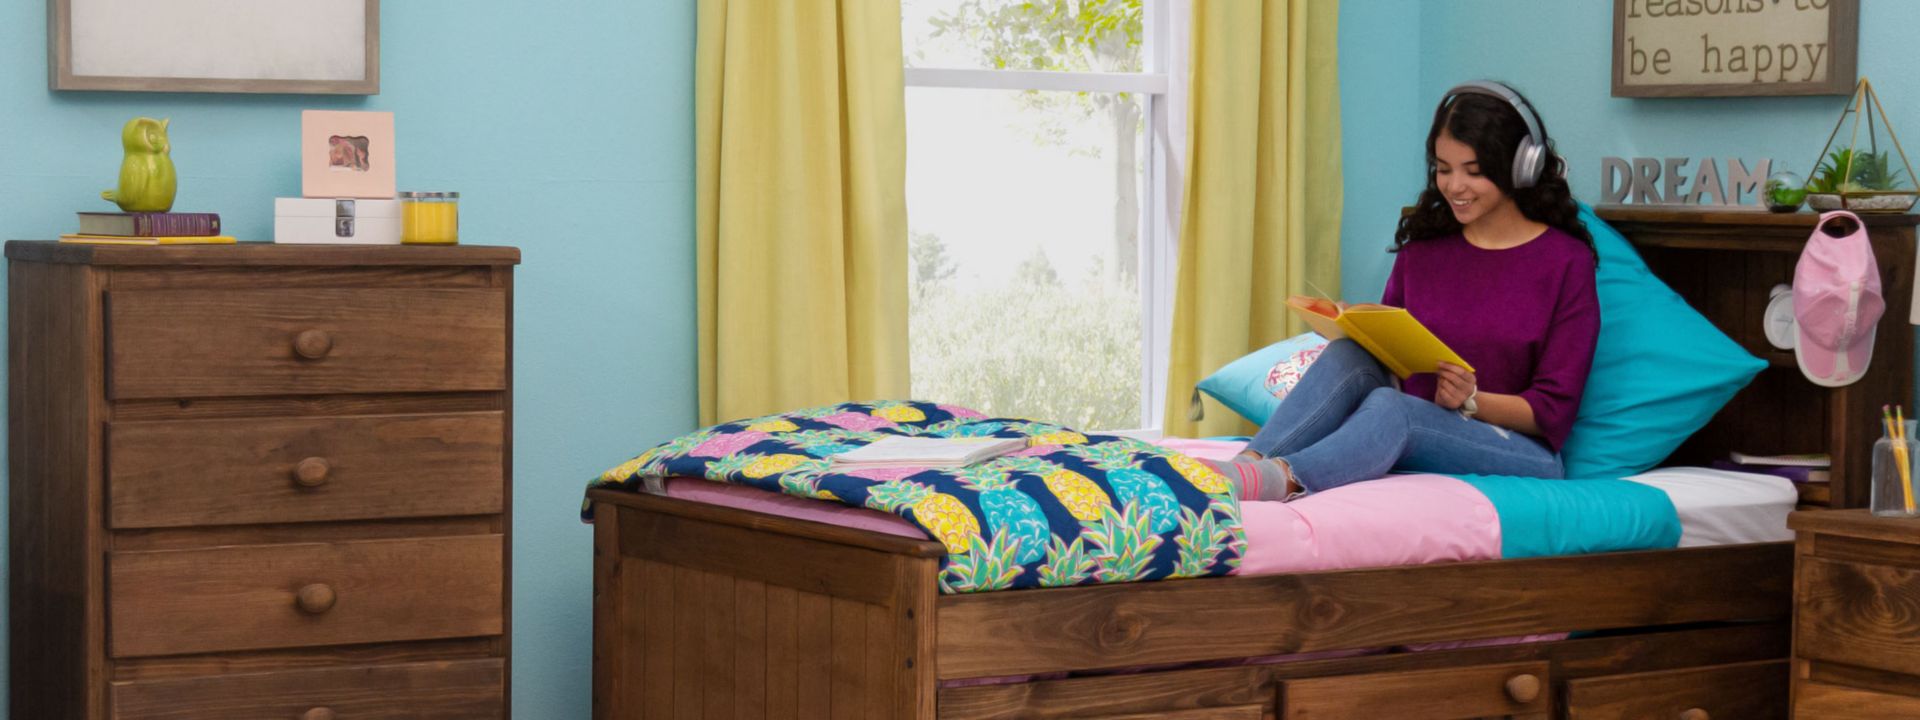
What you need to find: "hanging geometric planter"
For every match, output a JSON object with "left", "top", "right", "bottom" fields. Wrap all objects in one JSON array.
[{"left": 1805, "top": 77, "right": 1919, "bottom": 213}]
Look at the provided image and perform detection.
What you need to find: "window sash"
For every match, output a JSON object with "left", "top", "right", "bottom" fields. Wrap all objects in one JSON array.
[
  {"left": 903, "top": 68, "right": 1167, "bottom": 95},
  {"left": 902, "top": 3, "right": 1177, "bottom": 434}
]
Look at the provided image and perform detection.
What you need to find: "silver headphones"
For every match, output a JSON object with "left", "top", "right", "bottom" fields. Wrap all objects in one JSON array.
[{"left": 1440, "top": 80, "right": 1547, "bottom": 189}]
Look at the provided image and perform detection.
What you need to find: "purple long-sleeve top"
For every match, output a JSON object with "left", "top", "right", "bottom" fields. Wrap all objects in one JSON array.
[{"left": 1382, "top": 228, "right": 1600, "bottom": 451}]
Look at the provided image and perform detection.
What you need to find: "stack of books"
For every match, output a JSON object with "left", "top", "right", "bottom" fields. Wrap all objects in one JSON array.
[
  {"left": 828, "top": 436, "right": 1026, "bottom": 469},
  {"left": 1713, "top": 451, "right": 1831, "bottom": 483},
  {"left": 61, "top": 212, "right": 234, "bottom": 245}
]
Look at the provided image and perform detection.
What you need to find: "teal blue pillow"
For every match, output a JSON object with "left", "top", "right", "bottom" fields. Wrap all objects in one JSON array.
[
  {"left": 1560, "top": 205, "right": 1767, "bottom": 478},
  {"left": 1196, "top": 332, "right": 1328, "bottom": 425}
]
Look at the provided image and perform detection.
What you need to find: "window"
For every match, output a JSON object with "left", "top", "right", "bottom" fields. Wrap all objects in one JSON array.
[{"left": 903, "top": 0, "right": 1175, "bottom": 433}]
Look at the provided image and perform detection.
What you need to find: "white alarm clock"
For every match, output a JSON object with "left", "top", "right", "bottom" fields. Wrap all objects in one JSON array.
[{"left": 1764, "top": 283, "right": 1797, "bottom": 350}]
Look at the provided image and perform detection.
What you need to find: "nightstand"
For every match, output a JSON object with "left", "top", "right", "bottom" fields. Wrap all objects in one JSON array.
[{"left": 1789, "top": 510, "right": 1920, "bottom": 718}]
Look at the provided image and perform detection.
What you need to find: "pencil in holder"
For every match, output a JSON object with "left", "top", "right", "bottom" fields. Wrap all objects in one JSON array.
[{"left": 1871, "top": 420, "right": 1920, "bottom": 518}]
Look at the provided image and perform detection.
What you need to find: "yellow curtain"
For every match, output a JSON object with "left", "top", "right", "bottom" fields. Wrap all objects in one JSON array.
[
  {"left": 696, "top": 0, "right": 909, "bottom": 425},
  {"left": 1163, "top": 0, "right": 1343, "bottom": 437}
]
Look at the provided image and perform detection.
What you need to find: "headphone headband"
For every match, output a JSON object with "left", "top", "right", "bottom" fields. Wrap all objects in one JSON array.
[{"left": 1440, "top": 80, "right": 1548, "bottom": 188}]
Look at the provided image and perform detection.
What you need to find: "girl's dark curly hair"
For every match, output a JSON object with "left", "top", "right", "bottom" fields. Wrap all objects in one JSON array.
[{"left": 1394, "top": 83, "right": 1594, "bottom": 260}]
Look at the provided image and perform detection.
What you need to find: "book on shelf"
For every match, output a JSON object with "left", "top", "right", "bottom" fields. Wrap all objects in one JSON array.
[
  {"left": 827, "top": 436, "right": 1027, "bottom": 469},
  {"left": 59, "top": 234, "right": 236, "bottom": 246},
  {"left": 1710, "top": 459, "right": 1831, "bottom": 484},
  {"left": 1285, "top": 296, "right": 1473, "bottom": 379},
  {"left": 76, "top": 212, "right": 221, "bottom": 237},
  {"left": 1727, "top": 451, "right": 1830, "bottom": 468}
]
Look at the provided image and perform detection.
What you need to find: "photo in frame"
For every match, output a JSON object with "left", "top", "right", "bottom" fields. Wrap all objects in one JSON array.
[
  {"left": 302, "top": 110, "right": 395, "bottom": 199},
  {"left": 50, "top": 0, "right": 379, "bottom": 94}
]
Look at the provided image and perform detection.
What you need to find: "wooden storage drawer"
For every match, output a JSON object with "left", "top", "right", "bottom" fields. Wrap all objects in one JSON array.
[
  {"left": 1796, "top": 682, "right": 1920, "bottom": 719},
  {"left": 110, "top": 659, "right": 504, "bottom": 719},
  {"left": 1797, "top": 556, "right": 1920, "bottom": 676},
  {"left": 1277, "top": 661, "right": 1548, "bottom": 719},
  {"left": 1075, "top": 708, "right": 1265, "bottom": 720},
  {"left": 106, "top": 288, "right": 507, "bottom": 399},
  {"left": 108, "top": 411, "right": 505, "bottom": 528},
  {"left": 108, "top": 535, "right": 504, "bottom": 657},
  {"left": 1563, "top": 659, "right": 1786, "bottom": 719}
]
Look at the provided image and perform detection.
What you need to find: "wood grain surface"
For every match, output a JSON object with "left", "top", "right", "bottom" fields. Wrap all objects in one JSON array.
[
  {"left": 110, "top": 659, "right": 503, "bottom": 720},
  {"left": 109, "top": 535, "right": 503, "bottom": 657},
  {"left": 108, "top": 412, "right": 503, "bottom": 528},
  {"left": 106, "top": 288, "right": 506, "bottom": 399}
]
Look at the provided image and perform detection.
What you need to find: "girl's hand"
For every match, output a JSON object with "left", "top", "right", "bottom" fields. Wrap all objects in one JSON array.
[{"left": 1434, "top": 362, "right": 1476, "bottom": 410}]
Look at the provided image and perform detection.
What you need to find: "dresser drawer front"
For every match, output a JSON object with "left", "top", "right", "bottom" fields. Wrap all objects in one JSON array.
[
  {"left": 109, "top": 536, "right": 503, "bottom": 657},
  {"left": 1796, "top": 682, "right": 1920, "bottom": 719},
  {"left": 111, "top": 659, "right": 504, "bottom": 719},
  {"left": 1798, "top": 556, "right": 1920, "bottom": 676},
  {"left": 106, "top": 288, "right": 507, "bottom": 399},
  {"left": 109, "top": 412, "right": 504, "bottom": 528},
  {"left": 1564, "top": 660, "right": 1787, "bottom": 720},
  {"left": 1279, "top": 661, "right": 1549, "bottom": 719}
]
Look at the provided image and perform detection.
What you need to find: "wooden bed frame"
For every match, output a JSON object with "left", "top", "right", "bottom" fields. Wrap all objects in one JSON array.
[{"left": 589, "top": 209, "right": 1917, "bottom": 719}]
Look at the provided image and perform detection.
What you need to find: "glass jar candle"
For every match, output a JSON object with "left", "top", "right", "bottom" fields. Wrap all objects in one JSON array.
[{"left": 400, "top": 191, "right": 459, "bottom": 245}]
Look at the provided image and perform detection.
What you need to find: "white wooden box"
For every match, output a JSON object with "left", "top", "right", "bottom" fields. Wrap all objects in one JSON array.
[{"left": 274, "top": 198, "right": 400, "bottom": 245}]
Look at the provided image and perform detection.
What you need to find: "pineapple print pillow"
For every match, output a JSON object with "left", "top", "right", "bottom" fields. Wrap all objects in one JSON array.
[{"left": 588, "top": 401, "right": 1246, "bottom": 594}]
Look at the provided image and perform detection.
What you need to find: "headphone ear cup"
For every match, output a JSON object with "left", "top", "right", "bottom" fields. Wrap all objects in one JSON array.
[{"left": 1511, "top": 138, "right": 1544, "bottom": 189}]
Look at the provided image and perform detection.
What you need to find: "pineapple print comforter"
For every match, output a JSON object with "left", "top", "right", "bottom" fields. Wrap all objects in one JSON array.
[{"left": 587, "top": 401, "right": 1244, "bottom": 593}]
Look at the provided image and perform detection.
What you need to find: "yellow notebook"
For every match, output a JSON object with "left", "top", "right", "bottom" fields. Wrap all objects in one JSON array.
[
  {"left": 60, "top": 234, "right": 237, "bottom": 245},
  {"left": 1286, "top": 296, "right": 1473, "bottom": 379}
]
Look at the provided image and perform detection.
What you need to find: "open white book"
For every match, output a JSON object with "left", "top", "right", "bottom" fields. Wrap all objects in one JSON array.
[{"left": 828, "top": 436, "right": 1026, "bottom": 468}]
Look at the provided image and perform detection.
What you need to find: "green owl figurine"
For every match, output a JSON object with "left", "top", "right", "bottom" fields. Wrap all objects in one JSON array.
[{"left": 101, "top": 117, "right": 177, "bottom": 213}]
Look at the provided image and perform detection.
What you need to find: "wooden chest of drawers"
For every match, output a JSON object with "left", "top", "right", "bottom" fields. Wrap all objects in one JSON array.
[
  {"left": 7, "top": 242, "right": 519, "bottom": 719},
  {"left": 1790, "top": 510, "right": 1920, "bottom": 719}
]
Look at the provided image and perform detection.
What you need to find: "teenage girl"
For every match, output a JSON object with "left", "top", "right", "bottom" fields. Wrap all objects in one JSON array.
[{"left": 1204, "top": 80, "right": 1601, "bottom": 500}]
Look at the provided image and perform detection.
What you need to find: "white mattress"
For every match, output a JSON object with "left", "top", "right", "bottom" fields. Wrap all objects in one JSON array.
[{"left": 1626, "top": 467, "right": 1799, "bottom": 547}]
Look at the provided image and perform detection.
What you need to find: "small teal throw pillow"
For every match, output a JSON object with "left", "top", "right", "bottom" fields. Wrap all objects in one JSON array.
[
  {"left": 1560, "top": 204, "right": 1767, "bottom": 478},
  {"left": 1196, "top": 332, "right": 1328, "bottom": 425}
]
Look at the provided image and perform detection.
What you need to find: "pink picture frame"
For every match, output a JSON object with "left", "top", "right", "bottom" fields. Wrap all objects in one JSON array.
[{"left": 302, "top": 110, "right": 395, "bottom": 198}]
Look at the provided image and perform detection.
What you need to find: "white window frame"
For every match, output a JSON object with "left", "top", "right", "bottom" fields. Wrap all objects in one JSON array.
[{"left": 902, "top": 0, "right": 1180, "bottom": 435}]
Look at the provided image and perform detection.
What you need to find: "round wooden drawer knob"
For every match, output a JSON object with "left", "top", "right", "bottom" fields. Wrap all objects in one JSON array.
[
  {"left": 293, "top": 329, "right": 334, "bottom": 360},
  {"left": 295, "top": 583, "right": 336, "bottom": 614},
  {"left": 1505, "top": 673, "right": 1542, "bottom": 704},
  {"left": 303, "top": 708, "right": 336, "bottom": 720},
  {"left": 293, "top": 457, "right": 331, "bottom": 488},
  {"left": 1680, "top": 709, "right": 1709, "bottom": 720}
]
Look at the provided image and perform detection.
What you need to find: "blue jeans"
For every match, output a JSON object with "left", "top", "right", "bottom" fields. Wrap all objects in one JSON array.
[{"left": 1245, "top": 339, "right": 1563, "bottom": 493}]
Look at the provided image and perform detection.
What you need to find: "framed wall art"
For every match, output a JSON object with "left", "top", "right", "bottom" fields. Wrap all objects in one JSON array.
[
  {"left": 1613, "top": 0, "right": 1856, "bottom": 98},
  {"left": 50, "top": 0, "right": 379, "bottom": 94},
  {"left": 302, "top": 110, "right": 395, "bottom": 198}
]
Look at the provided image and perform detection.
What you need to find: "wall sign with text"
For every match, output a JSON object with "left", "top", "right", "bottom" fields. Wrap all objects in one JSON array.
[
  {"left": 1599, "top": 157, "right": 1776, "bottom": 207},
  {"left": 1614, "top": 0, "right": 1857, "bottom": 97}
]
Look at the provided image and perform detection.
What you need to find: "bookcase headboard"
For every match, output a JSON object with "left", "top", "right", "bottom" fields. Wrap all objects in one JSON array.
[{"left": 1595, "top": 206, "right": 1919, "bottom": 509}]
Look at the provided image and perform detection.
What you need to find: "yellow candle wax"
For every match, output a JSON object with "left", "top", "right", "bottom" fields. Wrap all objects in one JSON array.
[{"left": 401, "top": 193, "right": 459, "bottom": 245}]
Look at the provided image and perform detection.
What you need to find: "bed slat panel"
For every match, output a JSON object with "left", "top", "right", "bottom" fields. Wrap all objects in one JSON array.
[
  {"left": 830, "top": 598, "right": 867, "bottom": 720},
  {"left": 766, "top": 585, "right": 800, "bottom": 718},
  {"left": 703, "top": 571, "right": 736, "bottom": 718},
  {"left": 936, "top": 543, "right": 1792, "bottom": 679},
  {"left": 864, "top": 603, "right": 893, "bottom": 720},
  {"left": 795, "top": 591, "right": 834, "bottom": 719},
  {"left": 642, "top": 559, "right": 676, "bottom": 717},
  {"left": 735, "top": 579, "right": 768, "bottom": 720},
  {"left": 673, "top": 566, "right": 704, "bottom": 720}
]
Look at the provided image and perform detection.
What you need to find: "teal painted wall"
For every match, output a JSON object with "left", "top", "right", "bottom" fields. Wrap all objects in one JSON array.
[
  {"left": 0, "top": 2, "right": 698, "bottom": 716},
  {"left": 1341, "top": 0, "right": 1920, "bottom": 303},
  {"left": 1338, "top": 0, "right": 1425, "bottom": 303}
]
